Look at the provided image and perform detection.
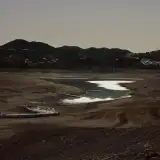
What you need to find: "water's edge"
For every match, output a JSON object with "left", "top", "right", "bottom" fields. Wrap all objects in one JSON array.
[{"left": 60, "top": 80, "right": 135, "bottom": 105}]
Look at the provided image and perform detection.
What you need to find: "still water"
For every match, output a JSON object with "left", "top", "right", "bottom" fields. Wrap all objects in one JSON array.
[{"left": 52, "top": 79, "right": 134, "bottom": 105}]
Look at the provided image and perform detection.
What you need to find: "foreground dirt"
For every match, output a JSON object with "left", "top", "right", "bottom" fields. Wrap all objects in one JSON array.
[
  {"left": 0, "top": 70, "right": 160, "bottom": 159},
  {"left": 1, "top": 125, "right": 160, "bottom": 160}
]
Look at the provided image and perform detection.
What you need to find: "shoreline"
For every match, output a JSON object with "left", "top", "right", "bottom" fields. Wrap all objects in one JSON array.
[{"left": 49, "top": 78, "right": 136, "bottom": 105}]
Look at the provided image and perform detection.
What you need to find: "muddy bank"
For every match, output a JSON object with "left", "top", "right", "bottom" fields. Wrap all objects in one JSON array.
[
  {"left": 0, "top": 70, "right": 160, "bottom": 127},
  {"left": 1, "top": 124, "right": 160, "bottom": 160},
  {"left": 0, "top": 70, "right": 160, "bottom": 125},
  {"left": 0, "top": 72, "right": 83, "bottom": 114},
  {"left": 0, "top": 70, "right": 160, "bottom": 159},
  {"left": 74, "top": 76, "right": 160, "bottom": 127}
]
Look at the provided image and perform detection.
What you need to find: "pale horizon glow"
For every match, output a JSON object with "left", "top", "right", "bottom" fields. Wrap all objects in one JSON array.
[{"left": 1, "top": 0, "right": 160, "bottom": 52}]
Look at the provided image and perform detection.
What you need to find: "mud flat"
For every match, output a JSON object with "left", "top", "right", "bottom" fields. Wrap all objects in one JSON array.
[{"left": 0, "top": 69, "right": 160, "bottom": 160}]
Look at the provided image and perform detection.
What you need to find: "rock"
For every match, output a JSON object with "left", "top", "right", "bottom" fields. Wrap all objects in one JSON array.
[
  {"left": 42, "top": 140, "right": 46, "bottom": 144},
  {"left": 116, "top": 112, "right": 128, "bottom": 125},
  {"left": 144, "top": 85, "right": 148, "bottom": 88}
]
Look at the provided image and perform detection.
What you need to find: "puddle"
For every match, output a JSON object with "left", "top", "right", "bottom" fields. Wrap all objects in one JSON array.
[{"left": 58, "top": 80, "right": 134, "bottom": 105}]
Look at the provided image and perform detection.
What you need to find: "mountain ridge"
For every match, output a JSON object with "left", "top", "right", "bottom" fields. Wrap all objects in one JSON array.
[{"left": 0, "top": 39, "right": 159, "bottom": 70}]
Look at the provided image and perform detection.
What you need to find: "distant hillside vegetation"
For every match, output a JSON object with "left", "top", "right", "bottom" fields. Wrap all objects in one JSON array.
[
  {"left": 1, "top": 39, "right": 55, "bottom": 51},
  {"left": 0, "top": 39, "right": 159, "bottom": 70}
]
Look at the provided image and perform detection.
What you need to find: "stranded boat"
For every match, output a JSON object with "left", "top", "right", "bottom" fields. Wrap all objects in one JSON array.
[
  {"left": 0, "top": 105, "right": 59, "bottom": 119},
  {"left": 25, "top": 105, "right": 58, "bottom": 114},
  {"left": 0, "top": 112, "right": 59, "bottom": 119}
]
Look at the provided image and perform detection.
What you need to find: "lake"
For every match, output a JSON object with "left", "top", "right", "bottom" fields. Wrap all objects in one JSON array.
[{"left": 51, "top": 78, "right": 135, "bottom": 105}]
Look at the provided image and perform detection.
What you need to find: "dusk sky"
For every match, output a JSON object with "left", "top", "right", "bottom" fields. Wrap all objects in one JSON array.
[{"left": 1, "top": 0, "right": 160, "bottom": 52}]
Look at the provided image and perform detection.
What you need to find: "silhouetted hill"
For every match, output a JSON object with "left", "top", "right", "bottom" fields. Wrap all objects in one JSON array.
[
  {"left": 1, "top": 39, "right": 55, "bottom": 51},
  {"left": 0, "top": 39, "right": 159, "bottom": 70},
  {"left": 146, "top": 50, "right": 160, "bottom": 61}
]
